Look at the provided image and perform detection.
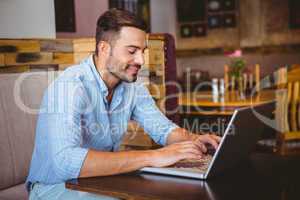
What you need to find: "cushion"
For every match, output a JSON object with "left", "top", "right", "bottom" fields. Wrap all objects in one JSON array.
[
  {"left": 0, "top": 72, "right": 57, "bottom": 189},
  {"left": 0, "top": 183, "right": 28, "bottom": 200}
]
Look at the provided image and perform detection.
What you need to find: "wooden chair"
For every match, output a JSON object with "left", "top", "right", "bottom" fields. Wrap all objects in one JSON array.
[
  {"left": 223, "top": 64, "right": 260, "bottom": 93},
  {"left": 275, "top": 65, "right": 300, "bottom": 155}
]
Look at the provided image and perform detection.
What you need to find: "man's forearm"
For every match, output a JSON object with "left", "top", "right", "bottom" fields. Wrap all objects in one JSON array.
[
  {"left": 166, "top": 127, "right": 197, "bottom": 145},
  {"left": 79, "top": 149, "right": 155, "bottom": 178},
  {"left": 167, "top": 128, "right": 221, "bottom": 150}
]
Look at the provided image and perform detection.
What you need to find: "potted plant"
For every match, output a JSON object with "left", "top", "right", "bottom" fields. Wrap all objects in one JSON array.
[
  {"left": 229, "top": 57, "right": 246, "bottom": 78},
  {"left": 227, "top": 50, "right": 246, "bottom": 93}
]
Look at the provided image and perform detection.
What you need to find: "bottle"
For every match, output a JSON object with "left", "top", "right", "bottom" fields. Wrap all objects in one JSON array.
[
  {"left": 219, "top": 78, "right": 225, "bottom": 96},
  {"left": 212, "top": 78, "right": 219, "bottom": 102}
]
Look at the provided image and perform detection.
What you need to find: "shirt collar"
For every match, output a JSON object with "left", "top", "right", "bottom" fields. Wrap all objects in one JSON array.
[{"left": 86, "top": 54, "right": 124, "bottom": 97}]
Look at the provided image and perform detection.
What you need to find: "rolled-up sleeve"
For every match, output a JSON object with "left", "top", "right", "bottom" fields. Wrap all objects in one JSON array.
[
  {"left": 38, "top": 78, "right": 89, "bottom": 181},
  {"left": 131, "top": 85, "right": 178, "bottom": 146}
]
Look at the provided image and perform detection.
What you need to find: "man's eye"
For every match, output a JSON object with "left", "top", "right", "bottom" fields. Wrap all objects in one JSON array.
[{"left": 128, "top": 49, "right": 136, "bottom": 54}]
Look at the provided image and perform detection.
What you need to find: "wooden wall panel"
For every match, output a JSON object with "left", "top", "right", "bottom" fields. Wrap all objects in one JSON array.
[
  {"left": 40, "top": 39, "right": 73, "bottom": 52},
  {"left": 5, "top": 53, "right": 53, "bottom": 66},
  {"left": 53, "top": 53, "right": 74, "bottom": 64},
  {"left": 177, "top": 0, "right": 300, "bottom": 50},
  {"left": 0, "top": 40, "right": 40, "bottom": 53},
  {"left": 0, "top": 54, "right": 4, "bottom": 66},
  {"left": 261, "top": 0, "right": 300, "bottom": 46},
  {"left": 177, "top": 29, "right": 240, "bottom": 50},
  {"left": 0, "top": 65, "right": 30, "bottom": 73},
  {"left": 73, "top": 38, "right": 95, "bottom": 52},
  {"left": 239, "top": 0, "right": 263, "bottom": 47}
]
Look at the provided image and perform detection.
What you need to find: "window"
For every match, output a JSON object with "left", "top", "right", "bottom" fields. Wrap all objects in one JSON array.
[
  {"left": 109, "top": 0, "right": 151, "bottom": 32},
  {"left": 54, "top": 0, "right": 76, "bottom": 32}
]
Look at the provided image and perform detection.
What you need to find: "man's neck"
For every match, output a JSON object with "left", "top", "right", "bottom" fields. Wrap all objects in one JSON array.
[{"left": 93, "top": 54, "right": 120, "bottom": 91}]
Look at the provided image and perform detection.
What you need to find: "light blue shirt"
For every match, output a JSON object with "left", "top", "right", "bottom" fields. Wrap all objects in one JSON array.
[{"left": 26, "top": 55, "right": 178, "bottom": 187}]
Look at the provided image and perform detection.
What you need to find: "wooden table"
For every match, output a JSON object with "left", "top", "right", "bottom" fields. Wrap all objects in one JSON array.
[
  {"left": 179, "top": 90, "right": 275, "bottom": 115},
  {"left": 66, "top": 153, "right": 300, "bottom": 200}
]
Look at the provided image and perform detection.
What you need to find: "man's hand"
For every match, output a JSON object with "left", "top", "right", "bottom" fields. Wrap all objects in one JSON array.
[
  {"left": 148, "top": 127, "right": 222, "bottom": 168},
  {"left": 150, "top": 140, "right": 208, "bottom": 168},
  {"left": 192, "top": 134, "right": 222, "bottom": 153},
  {"left": 150, "top": 131, "right": 222, "bottom": 168},
  {"left": 166, "top": 128, "right": 221, "bottom": 148}
]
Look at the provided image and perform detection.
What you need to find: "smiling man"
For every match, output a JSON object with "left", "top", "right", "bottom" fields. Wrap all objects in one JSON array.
[{"left": 26, "top": 9, "right": 220, "bottom": 200}]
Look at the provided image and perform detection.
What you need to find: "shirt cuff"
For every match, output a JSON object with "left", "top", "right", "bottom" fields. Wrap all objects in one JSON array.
[
  {"left": 160, "top": 123, "right": 179, "bottom": 146},
  {"left": 66, "top": 147, "right": 89, "bottom": 179}
]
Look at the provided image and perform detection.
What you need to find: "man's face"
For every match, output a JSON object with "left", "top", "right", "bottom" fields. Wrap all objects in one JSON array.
[{"left": 106, "top": 27, "right": 147, "bottom": 83}]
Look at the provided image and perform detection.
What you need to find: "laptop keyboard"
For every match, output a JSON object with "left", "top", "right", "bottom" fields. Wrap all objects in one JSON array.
[{"left": 171, "top": 154, "right": 213, "bottom": 172}]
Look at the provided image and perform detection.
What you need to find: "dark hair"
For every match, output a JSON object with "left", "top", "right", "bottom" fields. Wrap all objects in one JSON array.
[{"left": 95, "top": 8, "right": 147, "bottom": 55}]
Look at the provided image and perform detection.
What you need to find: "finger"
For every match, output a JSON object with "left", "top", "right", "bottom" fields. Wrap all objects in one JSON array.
[
  {"left": 211, "top": 134, "right": 222, "bottom": 143},
  {"left": 193, "top": 140, "right": 207, "bottom": 153},
  {"left": 176, "top": 141, "right": 200, "bottom": 149},
  {"left": 178, "top": 140, "right": 197, "bottom": 144},
  {"left": 167, "top": 142, "right": 191, "bottom": 150},
  {"left": 170, "top": 141, "right": 191, "bottom": 148},
  {"left": 178, "top": 145, "right": 203, "bottom": 156},
  {"left": 181, "top": 142, "right": 207, "bottom": 153},
  {"left": 201, "top": 135, "right": 219, "bottom": 149},
  {"left": 180, "top": 141, "right": 197, "bottom": 145},
  {"left": 182, "top": 151, "right": 203, "bottom": 160}
]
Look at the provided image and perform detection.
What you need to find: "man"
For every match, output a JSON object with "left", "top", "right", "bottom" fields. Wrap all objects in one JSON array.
[{"left": 27, "top": 9, "right": 221, "bottom": 199}]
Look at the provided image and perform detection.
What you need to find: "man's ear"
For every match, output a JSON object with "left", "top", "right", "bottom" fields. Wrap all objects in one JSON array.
[{"left": 97, "top": 41, "right": 111, "bottom": 58}]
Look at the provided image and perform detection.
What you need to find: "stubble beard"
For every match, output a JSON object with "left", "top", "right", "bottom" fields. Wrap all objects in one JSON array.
[
  {"left": 107, "top": 60, "right": 138, "bottom": 83},
  {"left": 110, "top": 68, "right": 137, "bottom": 83},
  {"left": 106, "top": 54, "right": 139, "bottom": 83}
]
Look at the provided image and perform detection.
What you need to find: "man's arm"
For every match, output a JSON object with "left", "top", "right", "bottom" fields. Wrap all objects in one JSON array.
[
  {"left": 79, "top": 150, "right": 153, "bottom": 177},
  {"left": 130, "top": 85, "right": 221, "bottom": 148},
  {"left": 79, "top": 128, "right": 221, "bottom": 178},
  {"left": 165, "top": 127, "right": 196, "bottom": 144},
  {"left": 79, "top": 140, "right": 205, "bottom": 178},
  {"left": 42, "top": 80, "right": 207, "bottom": 181},
  {"left": 166, "top": 127, "right": 221, "bottom": 150},
  {"left": 78, "top": 86, "right": 220, "bottom": 178}
]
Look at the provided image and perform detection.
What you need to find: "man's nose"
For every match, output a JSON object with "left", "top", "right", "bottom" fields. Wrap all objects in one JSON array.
[{"left": 135, "top": 52, "right": 145, "bottom": 66}]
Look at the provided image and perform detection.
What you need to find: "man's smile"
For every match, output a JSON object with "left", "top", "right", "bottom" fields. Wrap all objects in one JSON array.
[{"left": 126, "top": 65, "right": 141, "bottom": 75}]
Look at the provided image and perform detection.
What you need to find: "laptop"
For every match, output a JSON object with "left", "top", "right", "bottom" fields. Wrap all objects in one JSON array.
[{"left": 140, "top": 101, "right": 275, "bottom": 179}]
